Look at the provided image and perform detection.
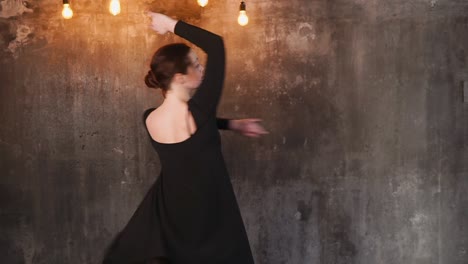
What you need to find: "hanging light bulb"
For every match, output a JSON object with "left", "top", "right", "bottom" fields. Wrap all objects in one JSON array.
[
  {"left": 62, "top": 0, "right": 73, "bottom": 19},
  {"left": 238, "top": 1, "right": 249, "bottom": 26},
  {"left": 197, "top": 0, "right": 208, "bottom": 7},
  {"left": 109, "top": 0, "right": 121, "bottom": 16}
]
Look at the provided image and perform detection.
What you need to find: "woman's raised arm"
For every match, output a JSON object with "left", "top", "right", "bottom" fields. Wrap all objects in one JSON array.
[{"left": 148, "top": 12, "right": 226, "bottom": 116}]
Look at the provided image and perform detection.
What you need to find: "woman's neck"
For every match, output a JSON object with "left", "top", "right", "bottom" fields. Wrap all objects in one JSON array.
[{"left": 163, "top": 86, "right": 193, "bottom": 106}]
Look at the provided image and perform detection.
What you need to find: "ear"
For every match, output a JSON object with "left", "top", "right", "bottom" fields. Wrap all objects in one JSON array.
[{"left": 173, "top": 73, "right": 186, "bottom": 84}]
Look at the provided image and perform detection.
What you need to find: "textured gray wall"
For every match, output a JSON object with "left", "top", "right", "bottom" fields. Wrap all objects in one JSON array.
[{"left": 1, "top": 0, "right": 467, "bottom": 263}]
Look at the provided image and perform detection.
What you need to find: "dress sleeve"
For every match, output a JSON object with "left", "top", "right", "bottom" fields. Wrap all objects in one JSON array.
[
  {"left": 174, "top": 21, "right": 226, "bottom": 118},
  {"left": 216, "top": 118, "right": 230, "bottom": 130}
]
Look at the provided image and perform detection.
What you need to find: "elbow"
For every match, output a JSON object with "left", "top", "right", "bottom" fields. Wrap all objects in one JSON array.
[
  {"left": 214, "top": 34, "right": 223, "bottom": 44},
  {"left": 213, "top": 35, "right": 225, "bottom": 52},
  {"left": 205, "top": 34, "right": 225, "bottom": 60}
]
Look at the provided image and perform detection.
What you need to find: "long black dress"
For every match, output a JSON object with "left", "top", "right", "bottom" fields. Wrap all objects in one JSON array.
[{"left": 102, "top": 21, "right": 255, "bottom": 264}]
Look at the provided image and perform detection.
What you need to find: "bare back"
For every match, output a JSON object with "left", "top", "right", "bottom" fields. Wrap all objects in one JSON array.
[{"left": 145, "top": 104, "right": 197, "bottom": 144}]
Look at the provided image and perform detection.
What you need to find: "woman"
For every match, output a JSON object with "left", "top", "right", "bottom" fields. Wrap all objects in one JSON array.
[{"left": 103, "top": 12, "right": 267, "bottom": 264}]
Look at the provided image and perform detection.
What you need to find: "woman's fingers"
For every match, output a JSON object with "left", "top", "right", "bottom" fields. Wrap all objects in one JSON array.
[
  {"left": 241, "top": 124, "right": 268, "bottom": 138},
  {"left": 248, "top": 122, "right": 269, "bottom": 134},
  {"left": 149, "top": 14, "right": 177, "bottom": 34},
  {"left": 234, "top": 119, "right": 268, "bottom": 137},
  {"left": 147, "top": 12, "right": 170, "bottom": 34}
]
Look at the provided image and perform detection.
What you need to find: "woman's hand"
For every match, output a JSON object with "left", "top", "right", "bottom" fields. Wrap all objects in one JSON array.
[
  {"left": 230, "top": 119, "right": 269, "bottom": 138},
  {"left": 147, "top": 12, "right": 178, "bottom": 35}
]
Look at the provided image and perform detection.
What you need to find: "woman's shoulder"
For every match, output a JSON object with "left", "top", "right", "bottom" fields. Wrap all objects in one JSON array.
[
  {"left": 144, "top": 107, "right": 164, "bottom": 126},
  {"left": 144, "top": 106, "right": 170, "bottom": 130},
  {"left": 144, "top": 107, "right": 169, "bottom": 142},
  {"left": 143, "top": 107, "right": 156, "bottom": 124}
]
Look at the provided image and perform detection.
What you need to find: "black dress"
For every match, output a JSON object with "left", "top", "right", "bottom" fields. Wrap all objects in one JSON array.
[{"left": 102, "top": 21, "right": 255, "bottom": 264}]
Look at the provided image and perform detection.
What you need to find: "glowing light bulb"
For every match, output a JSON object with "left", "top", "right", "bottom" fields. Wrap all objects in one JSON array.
[
  {"left": 237, "top": 2, "right": 248, "bottom": 26},
  {"left": 197, "top": 0, "right": 208, "bottom": 7},
  {"left": 109, "top": 0, "right": 121, "bottom": 16},
  {"left": 62, "top": 0, "right": 73, "bottom": 19},
  {"left": 238, "top": 10, "right": 248, "bottom": 26}
]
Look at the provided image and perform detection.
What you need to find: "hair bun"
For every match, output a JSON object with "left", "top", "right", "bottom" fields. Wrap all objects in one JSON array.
[{"left": 145, "top": 70, "right": 161, "bottom": 89}]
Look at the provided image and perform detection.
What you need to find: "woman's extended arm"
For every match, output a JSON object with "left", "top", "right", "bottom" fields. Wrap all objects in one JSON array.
[{"left": 217, "top": 117, "right": 269, "bottom": 137}]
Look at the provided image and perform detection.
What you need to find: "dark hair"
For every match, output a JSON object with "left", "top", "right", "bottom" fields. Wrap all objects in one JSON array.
[{"left": 145, "top": 43, "right": 192, "bottom": 95}]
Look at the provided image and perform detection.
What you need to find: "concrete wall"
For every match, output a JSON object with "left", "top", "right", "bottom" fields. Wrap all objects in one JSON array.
[{"left": 1, "top": 0, "right": 467, "bottom": 263}]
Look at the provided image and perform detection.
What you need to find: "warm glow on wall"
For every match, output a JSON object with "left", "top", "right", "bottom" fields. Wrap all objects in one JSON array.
[
  {"left": 62, "top": 0, "right": 73, "bottom": 19},
  {"left": 238, "top": 2, "right": 248, "bottom": 26},
  {"left": 109, "top": 0, "right": 121, "bottom": 16},
  {"left": 59, "top": 0, "right": 253, "bottom": 21},
  {"left": 197, "top": 0, "right": 208, "bottom": 7}
]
